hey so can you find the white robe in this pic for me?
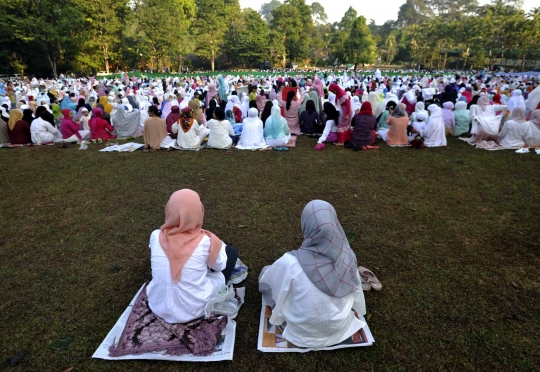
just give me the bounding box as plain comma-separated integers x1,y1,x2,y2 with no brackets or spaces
524,123,540,147
259,254,366,348
498,120,530,148
236,116,267,150
423,112,447,147
146,231,228,324
30,118,62,144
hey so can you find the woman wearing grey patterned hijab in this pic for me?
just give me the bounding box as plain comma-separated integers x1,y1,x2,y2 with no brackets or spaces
259,200,366,348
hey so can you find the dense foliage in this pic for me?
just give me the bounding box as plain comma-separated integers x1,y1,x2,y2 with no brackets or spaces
0,0,538,77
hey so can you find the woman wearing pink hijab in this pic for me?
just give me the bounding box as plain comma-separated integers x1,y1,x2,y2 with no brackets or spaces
313,76,324,98
206,84,219,107
328,83,353,145
147,189,239,324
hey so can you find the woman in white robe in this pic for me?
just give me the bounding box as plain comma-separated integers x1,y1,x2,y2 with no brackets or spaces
236,108,268,150
147,189,238,324
30,114,62,144
259,200,366,348
172,106,209,149
465,96,507,145
423,105,447,147
524,110,540,147
497,107,530,148
506,89,526,114
409,101,428,124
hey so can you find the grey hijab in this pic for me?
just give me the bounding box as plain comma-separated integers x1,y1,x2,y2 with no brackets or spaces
112,105,141,139
289,200,361,298
392,104,407,118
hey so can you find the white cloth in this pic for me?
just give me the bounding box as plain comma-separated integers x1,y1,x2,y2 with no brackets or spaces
207,119,234,149
472,105,506,136
318,119,337,144
525,123,540,146
30,118,62,144
172,119,209,149
64,130,90,142
259,254,366,348
506,90,526,114
498,120,529,148
236,109,267,150
265,134,291,147
423,106,447,147
146,230,228,324
112,106,141,139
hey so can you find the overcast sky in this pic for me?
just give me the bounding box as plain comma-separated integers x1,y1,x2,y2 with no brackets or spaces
240,0,537,25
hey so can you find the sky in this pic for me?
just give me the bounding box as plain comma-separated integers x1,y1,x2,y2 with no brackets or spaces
240,0,537,25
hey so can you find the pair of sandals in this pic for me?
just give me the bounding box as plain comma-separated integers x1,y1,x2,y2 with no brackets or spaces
515,148,540,154
273,147,289,151
358,266,382,292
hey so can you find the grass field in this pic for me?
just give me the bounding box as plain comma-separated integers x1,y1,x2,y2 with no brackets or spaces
0,137,539,371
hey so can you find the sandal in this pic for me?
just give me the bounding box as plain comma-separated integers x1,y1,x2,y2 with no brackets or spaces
358,266,382,291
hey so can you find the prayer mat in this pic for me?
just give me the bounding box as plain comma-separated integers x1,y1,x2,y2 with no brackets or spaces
284,137,297,148
257,297,374,353
93,283,241,362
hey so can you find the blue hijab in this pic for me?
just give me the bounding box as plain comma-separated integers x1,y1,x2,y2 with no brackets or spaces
264,105,289,139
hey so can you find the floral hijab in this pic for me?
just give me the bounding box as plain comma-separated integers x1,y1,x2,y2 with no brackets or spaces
178,107,195,133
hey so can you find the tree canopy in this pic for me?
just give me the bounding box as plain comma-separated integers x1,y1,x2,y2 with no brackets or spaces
0,0,538,76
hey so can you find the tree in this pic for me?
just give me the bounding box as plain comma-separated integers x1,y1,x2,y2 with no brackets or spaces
2,0,82,78
342,16,376,70
134,0,196,72
259,0,281,23
270,0,312,64
73,0,128,74
396,0,432,27
237,9,271,67
310,2,327,23
192,0,228,71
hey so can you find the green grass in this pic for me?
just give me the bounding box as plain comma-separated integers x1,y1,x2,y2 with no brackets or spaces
0,137,539,371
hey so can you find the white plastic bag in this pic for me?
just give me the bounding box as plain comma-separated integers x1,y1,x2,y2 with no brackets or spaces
205,284,240,319
79,141,88,150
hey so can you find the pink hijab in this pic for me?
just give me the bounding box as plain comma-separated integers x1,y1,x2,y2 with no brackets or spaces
206,84,218,106
477,96,491,112
159,190,222,283
313,77,324,97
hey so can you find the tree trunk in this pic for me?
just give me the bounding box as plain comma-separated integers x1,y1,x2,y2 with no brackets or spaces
103,45,110,74
211,49,215,72
282,53,286,69
442,53,448,69
46,53,58,79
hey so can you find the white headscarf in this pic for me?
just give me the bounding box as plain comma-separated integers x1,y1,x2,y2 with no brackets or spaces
506,90,526,113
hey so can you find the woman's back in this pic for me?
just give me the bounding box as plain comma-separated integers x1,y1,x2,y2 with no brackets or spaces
387,116,409,145
259,253,365,348
350,114,376,146
147,231,226,324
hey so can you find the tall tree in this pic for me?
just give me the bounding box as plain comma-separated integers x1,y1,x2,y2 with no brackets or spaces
310,2,327,23
73,0,127,73
134,0,196,72
192,0,228,71
259,0,281,23
270,0,312,64
2,0,82,78
342,16,376,70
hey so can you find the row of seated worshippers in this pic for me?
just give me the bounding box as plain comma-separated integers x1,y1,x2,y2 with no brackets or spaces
145,189,368,351
0,95,144,145
143,92,303,151
367,93,540,150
